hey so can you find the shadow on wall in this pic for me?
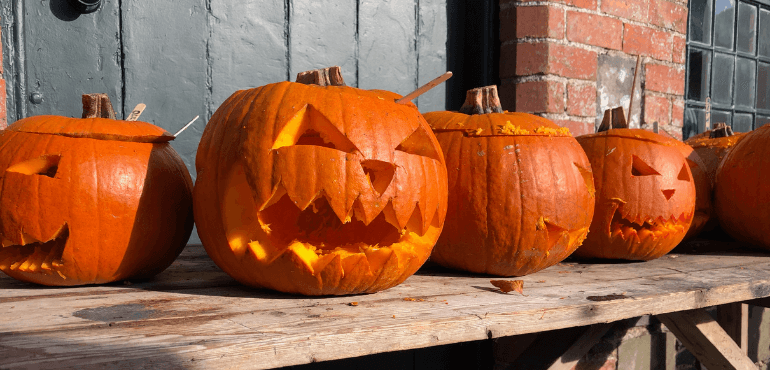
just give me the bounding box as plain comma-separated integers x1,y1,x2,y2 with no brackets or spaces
49,0,82,22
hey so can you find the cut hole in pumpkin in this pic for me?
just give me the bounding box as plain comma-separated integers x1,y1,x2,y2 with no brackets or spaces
7,155,61,178
361,160,396,195
677,163,691,182
0,224,68,274
537,217,567,251
396,126,442,161
609,206,690,242
574,163,595,197
630,155,661,177
272,105,358,153
661,189,676,200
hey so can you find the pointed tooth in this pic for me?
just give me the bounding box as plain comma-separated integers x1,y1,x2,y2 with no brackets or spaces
20,232,40,246
259,183,288,211
381,201,404,230
1,237,15,248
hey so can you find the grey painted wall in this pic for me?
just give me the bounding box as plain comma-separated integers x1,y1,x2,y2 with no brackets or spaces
1,0,448,243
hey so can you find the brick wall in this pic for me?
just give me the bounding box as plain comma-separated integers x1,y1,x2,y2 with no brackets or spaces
0,16,6,129
499,0,688,138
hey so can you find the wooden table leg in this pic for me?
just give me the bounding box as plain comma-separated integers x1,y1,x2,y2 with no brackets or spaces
656,309,756,370
717,303,749,355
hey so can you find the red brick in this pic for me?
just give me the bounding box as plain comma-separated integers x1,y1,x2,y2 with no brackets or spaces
567,82,597,117
650,0,688,34
672,34,686,64
659,124,683,140
512,42,549,77
554,119,593,136
567,11,623,50
0,79,6,129
644,94,671,126
672,98,684,127
501,6,565,40
566,0,597,11
646,64,685,95
602,0,649,23
515,80,565,113
550,44,598,80
623,23,673,61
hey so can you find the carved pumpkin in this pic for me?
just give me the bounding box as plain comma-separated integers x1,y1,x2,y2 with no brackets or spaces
194,67,448,295
0,94,194,286
426,86,595,276
575,129,695,260
714,124,770,248
672,142,711,240
686,124,747,187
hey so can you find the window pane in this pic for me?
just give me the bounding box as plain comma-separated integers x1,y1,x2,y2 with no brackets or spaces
733,112,753,132
735,57,756,108
737,3,757,54
758,62,770,110
714,0,735,49
684,107,706,139
690,0,713,44
760,10,770,57
688,49,712,102
712,53,735,105
757,115,770,128
712,110,733,127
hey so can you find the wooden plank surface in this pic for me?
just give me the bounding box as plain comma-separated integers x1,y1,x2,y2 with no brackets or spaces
2,242,770,369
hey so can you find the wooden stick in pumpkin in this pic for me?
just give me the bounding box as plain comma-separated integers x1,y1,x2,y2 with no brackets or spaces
296,66,346,86
82,93,116,120
710,122,734,138
396,71,453,104
125,104,146,121
174,115,200,137
458,85,504,114
627,55,641,124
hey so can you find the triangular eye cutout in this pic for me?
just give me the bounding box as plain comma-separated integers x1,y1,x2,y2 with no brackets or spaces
631,155,661,177
574,163,595,197
6,155,61,178
272,104,358,153
677,163,691,182
396,126,442,161
361,160,396,195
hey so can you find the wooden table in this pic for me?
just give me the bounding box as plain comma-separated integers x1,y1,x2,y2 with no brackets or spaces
2,240,769,369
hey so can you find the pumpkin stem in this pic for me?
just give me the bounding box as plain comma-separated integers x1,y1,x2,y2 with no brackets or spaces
709,122,734,138
296,66,346,86
597,107,628,132
82,94,117,120
459,85,504,115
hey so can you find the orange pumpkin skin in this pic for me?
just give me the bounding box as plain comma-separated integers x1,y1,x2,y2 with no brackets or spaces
426,111,595,276
575,129,695,260
714,125,770,248
194,81,448,295
672,143,711,240
686,132,747,187
0,116,194,286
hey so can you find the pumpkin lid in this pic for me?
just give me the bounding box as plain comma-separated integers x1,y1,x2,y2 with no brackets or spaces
579,127,680,145
428,111,572,137
6,94,174,143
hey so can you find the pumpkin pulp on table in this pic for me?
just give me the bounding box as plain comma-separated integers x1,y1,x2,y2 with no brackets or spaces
426,86,595,276
194,67,448,295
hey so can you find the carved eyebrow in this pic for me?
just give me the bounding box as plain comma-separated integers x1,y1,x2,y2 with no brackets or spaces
6,155,61,178
272,104,358,153
396,126,442,160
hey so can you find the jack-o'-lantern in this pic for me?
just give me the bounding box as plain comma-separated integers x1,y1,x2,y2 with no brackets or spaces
672,142,711,240
714,124,770,248
0,94,194,286
194,67,448,295
575,128,695,260
425,86,594,276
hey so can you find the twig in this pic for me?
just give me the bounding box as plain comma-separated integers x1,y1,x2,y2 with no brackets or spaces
174,116,200,137
627,55,641,125
396,71,453,104
126,103,146,121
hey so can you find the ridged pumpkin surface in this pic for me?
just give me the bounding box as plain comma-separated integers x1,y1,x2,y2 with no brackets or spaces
575,129,695,260
672,143,711,240
194,81,448,295
427,111,595,276
0,115,194,286
714,125,770,248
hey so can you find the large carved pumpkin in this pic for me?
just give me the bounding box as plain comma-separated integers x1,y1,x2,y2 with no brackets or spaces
714,124,770,248
425,86,595,276
0,94,194,286
194,67,448,295
575,129,695,260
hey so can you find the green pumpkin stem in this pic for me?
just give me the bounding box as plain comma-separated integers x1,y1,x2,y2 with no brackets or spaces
459,85,503,115
82,94,117,120
296,66,346,86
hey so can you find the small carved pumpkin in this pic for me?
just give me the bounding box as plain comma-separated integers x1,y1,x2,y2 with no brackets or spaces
714,124,770,248
194,67,448,295
575,128,695,260
426,86,595,276
0,94,194,285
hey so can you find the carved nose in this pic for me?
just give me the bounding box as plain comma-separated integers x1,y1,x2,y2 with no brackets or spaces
662,189,675,200
361,160,396,195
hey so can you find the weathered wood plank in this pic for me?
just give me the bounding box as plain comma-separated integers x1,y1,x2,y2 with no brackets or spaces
288,0,358,86
657,308,757,370
547,323,613,370
718,302,749,354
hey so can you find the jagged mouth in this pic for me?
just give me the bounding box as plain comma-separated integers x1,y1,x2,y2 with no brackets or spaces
609,207,691,242
0,225,68,277
259,193,432,254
